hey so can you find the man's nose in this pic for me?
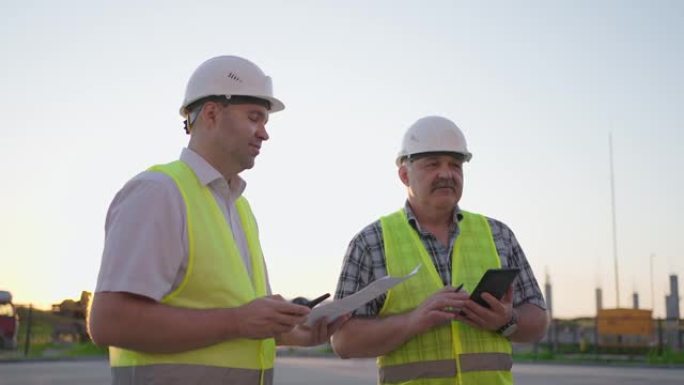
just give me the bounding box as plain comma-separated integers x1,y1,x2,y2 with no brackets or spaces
257,124,269,141
436,164,452,178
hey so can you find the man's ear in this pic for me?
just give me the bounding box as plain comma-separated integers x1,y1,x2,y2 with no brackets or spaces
199,101,221,128
398,164,410,187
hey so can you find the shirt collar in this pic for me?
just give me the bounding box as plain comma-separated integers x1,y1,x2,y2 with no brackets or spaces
404,200,463,231
180,147,246,196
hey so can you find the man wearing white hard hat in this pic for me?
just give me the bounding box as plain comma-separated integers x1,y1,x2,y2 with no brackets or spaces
89,56,347,385
332,116,548,385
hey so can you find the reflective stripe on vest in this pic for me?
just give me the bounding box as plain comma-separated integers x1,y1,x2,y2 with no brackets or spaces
379,209,513,385
112,365,274,385
379,353,513,384
109,160,275,385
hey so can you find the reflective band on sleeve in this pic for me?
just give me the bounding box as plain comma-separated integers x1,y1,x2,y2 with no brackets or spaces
379,353,512,384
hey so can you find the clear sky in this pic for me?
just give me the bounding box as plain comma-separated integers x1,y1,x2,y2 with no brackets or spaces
1,1,682,319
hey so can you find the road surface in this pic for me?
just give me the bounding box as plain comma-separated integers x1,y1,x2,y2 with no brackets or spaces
1,357,683,384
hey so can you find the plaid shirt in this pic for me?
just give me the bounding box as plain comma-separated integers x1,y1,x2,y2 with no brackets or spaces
334,202,547,316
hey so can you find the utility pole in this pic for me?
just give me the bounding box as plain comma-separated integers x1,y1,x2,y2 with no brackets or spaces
23,304,33,357
650,253,655,314
609,133,620,307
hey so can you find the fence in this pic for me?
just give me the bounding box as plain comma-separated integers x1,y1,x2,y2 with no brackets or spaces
522,317,684,356
10,305,90,357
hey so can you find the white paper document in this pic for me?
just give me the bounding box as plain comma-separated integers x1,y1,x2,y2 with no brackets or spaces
305,264,421,326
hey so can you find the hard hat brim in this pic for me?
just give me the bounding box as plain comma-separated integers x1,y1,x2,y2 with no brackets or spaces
179,94,285,117
396,151,473,166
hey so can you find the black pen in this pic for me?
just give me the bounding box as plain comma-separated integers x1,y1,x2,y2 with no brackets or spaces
453,283,467,316
443,284,465,314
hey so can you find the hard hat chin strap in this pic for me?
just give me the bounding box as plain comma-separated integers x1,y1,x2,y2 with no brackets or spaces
183,119,190,135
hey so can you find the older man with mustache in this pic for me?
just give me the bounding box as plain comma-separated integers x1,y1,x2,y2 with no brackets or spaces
331,116,548,385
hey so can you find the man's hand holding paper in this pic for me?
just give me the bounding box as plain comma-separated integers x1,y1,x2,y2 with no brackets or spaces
304,264,422,327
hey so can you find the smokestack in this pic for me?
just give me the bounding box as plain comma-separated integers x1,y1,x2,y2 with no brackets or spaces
666,274,680,320
632,292,639,309
545,270,553,319
596,287,603,314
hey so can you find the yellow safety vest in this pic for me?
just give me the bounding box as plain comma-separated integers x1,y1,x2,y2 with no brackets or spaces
109,160,275,385
378,209,513,385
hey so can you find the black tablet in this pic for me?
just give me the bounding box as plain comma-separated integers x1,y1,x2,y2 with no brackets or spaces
469,268,520,308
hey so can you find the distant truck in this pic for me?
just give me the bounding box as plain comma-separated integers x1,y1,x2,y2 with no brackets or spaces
0,290,19,349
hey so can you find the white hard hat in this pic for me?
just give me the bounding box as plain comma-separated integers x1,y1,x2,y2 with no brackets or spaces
179,55,285,117
396,116,472,166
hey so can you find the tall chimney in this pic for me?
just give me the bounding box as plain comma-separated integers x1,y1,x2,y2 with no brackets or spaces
666,274,680,320
544,271,553,319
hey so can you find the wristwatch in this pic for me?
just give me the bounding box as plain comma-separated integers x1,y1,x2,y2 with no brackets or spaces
496,311,518,338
